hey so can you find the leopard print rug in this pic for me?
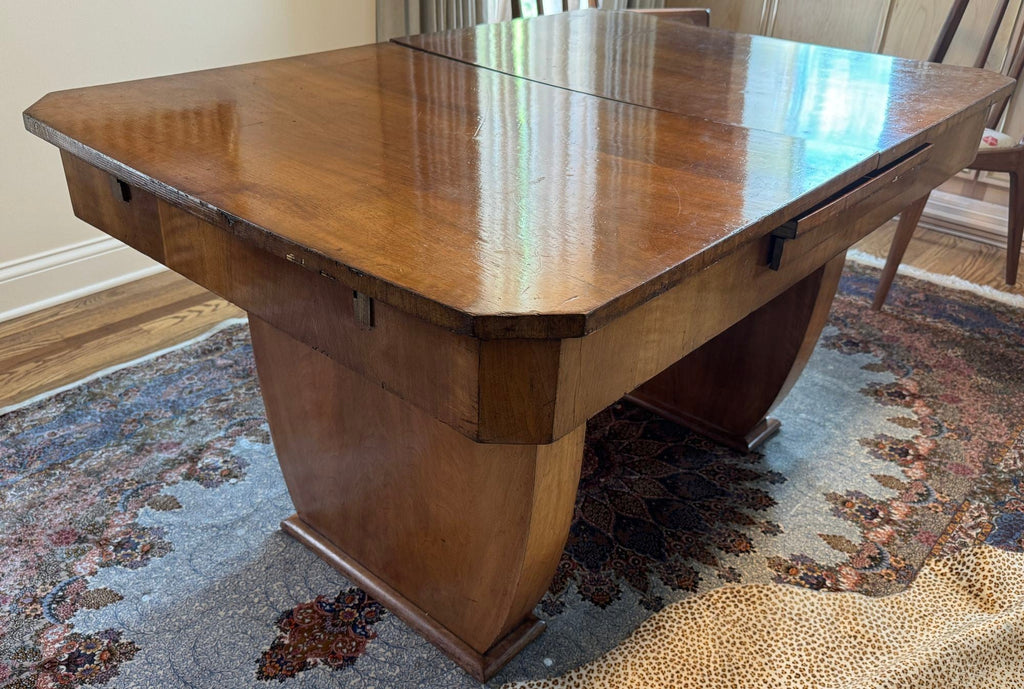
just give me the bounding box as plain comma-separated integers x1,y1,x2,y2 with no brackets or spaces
505,546,1024,688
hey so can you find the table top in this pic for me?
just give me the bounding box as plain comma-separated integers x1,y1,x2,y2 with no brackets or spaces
25,10,1013,339
398,11,1009,159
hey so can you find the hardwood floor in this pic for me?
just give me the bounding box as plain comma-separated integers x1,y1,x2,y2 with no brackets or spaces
855,221,1024,299
0,224,1019,411
0,271,243,409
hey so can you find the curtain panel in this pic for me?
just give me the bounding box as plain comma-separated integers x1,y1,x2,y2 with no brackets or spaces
377,0,492,39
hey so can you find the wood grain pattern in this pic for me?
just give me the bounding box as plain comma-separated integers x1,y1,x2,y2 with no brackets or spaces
280,515,546,682
23,42,869,340
54,93,980,446
0,297,237,404
60,152,484,438
21,16,1013,679
478,339,563,443
3,227,1017,416
61,151,165,263
398,10,1013,160
0,272,242,410
0,271,197,360
628,254,845,451
250,316,583,678
27,13,1012,339
548,106,986,440
855,219,1024,296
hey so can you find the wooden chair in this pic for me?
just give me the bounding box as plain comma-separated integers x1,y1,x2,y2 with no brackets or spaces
512,0,710,27
629,7,711,26
511,0,578,13
873,0,1024,309
510,0,590,16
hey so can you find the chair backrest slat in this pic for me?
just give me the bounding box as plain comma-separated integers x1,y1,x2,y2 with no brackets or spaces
512,1,705,19
975,0,1011,68
989,7,1024,127
511,0,575,18
1006,24,1024,82
930,0,970,63
929,0,1024,131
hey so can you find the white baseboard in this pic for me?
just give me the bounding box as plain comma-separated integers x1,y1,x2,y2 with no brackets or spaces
847,249,1024,309
0,237,165,323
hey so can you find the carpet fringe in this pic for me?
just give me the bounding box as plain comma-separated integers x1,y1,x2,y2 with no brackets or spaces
846,249,1024,309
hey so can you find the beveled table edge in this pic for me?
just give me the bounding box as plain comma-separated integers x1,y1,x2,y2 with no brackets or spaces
22,110,877,341
23,34,1015,340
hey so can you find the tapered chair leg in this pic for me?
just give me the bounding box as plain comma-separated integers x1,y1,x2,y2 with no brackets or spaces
1008,170,1023,285
872,193,931,311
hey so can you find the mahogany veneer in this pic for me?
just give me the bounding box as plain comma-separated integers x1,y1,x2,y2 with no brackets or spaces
24,9,1013,680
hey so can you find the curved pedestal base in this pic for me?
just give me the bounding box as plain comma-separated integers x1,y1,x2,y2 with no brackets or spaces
249,253,847,679
250,316,584,681
629,254,846,452
281,515,546,681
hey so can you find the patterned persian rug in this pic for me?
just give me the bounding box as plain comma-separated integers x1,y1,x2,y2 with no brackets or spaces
1,263,1023,688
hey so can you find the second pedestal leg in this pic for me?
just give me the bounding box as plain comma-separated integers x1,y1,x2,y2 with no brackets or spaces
628,253,846,452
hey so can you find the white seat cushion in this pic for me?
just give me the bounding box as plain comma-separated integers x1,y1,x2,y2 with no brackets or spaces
979,128,1017,150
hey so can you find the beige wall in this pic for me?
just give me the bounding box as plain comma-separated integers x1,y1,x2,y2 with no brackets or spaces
0,0,375,321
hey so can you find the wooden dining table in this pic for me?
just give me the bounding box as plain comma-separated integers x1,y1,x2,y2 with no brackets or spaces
24,9,1013,681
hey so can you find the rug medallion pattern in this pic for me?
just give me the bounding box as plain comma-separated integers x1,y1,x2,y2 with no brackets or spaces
1,264,1022,687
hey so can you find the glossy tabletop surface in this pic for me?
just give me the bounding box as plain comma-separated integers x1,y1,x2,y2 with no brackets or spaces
399,11,1014,161
25,11,1013,337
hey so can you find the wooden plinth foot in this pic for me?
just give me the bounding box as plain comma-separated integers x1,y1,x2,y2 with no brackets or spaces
281,515,545,682
625,393,781,452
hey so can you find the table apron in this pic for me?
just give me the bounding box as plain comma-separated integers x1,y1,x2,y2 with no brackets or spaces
57,106,982,446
